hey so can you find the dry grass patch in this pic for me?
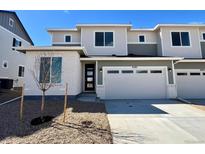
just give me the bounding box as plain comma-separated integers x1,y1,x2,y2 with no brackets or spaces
0,100,112,144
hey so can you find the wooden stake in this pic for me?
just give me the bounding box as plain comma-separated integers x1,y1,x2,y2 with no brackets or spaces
20,84,24,121
63,83,68,123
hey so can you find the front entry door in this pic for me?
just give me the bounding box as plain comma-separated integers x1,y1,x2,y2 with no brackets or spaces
85,64,95,91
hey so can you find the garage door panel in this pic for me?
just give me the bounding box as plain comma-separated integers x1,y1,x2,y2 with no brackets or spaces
176,70,205,99
104,67,167,99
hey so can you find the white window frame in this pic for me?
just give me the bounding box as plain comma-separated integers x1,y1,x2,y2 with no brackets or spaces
93,31,115,48
2,60,8,69
138,34,146,43
64,34,72,43
9,18,14,27
170,31,192,48
18,65,25,78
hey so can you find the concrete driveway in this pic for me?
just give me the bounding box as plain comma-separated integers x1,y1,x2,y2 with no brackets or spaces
105,100,205,144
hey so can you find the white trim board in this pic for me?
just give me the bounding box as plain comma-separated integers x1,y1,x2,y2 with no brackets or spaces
52,42,81,45
80,57,183,61
127,42,157,44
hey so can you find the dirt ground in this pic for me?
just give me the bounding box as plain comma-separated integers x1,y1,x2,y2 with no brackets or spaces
0,100,112,144
0,89,21,104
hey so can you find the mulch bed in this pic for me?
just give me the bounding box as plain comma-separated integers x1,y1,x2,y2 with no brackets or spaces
0,100,113,144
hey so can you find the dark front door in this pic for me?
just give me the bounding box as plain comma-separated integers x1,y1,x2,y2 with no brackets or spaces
85,64,95,91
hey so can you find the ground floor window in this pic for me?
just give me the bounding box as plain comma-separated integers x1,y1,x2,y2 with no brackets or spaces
39,57,62,83
18,66,25,77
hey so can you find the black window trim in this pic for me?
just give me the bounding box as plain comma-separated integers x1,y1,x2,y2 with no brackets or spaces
18,65,25,77
121,70,134,74
136,70,148,74
64,35,72,43
12,38,22,47
94,31,114,47
171,31,191,47
138,34,145,43
202,33,205,40
107,70,119,74
177,72,188,76
190,72,201,76
150,70,162,74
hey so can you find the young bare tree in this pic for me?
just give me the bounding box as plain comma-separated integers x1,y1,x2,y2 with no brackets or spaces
30,53,62,120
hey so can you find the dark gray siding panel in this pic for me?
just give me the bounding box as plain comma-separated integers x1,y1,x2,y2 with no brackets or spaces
0,12,32,44
157,31,163,56
128,44,157,56
200,42,205,58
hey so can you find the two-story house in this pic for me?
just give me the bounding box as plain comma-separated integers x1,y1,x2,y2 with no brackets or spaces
18,24,205,100
0,10,33,89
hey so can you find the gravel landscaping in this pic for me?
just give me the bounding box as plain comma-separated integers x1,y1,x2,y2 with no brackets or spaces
0,100,112,144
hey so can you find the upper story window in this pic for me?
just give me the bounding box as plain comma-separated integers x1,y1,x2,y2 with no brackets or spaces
2,60,8,69
95,32,114,47
171,32,190,46
39,57,62,83
13,38,22,47
202,33,205,40
139,35,145,42
9,18,14,27
65,35,71,42
18,66,25,77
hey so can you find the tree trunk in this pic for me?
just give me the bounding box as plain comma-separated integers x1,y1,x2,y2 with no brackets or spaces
41,90,45,119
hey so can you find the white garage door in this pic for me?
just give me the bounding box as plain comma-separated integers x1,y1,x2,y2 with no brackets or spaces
176,69,205,99
104,67,168,99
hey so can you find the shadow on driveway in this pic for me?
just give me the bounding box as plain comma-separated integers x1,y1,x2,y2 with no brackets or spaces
104,99,182,114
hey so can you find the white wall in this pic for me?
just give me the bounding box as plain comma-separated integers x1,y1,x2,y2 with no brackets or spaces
51,31,81,44
160,27,202,58
24,51,82,96
127,31,157,43
81,26,127,56
0,26,31,87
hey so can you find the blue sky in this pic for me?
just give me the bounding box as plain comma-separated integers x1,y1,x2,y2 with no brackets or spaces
15,10,205,45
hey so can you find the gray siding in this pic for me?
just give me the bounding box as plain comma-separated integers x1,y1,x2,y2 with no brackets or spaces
0,11,32,44
127,44,157,56
157,31,163,56
200,42,205,58
175,62,205,70
97,60,174,85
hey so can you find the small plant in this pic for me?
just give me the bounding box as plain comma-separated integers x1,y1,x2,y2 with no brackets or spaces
30,53,62,124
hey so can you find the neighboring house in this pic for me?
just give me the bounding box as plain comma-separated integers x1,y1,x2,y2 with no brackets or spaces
0,10,33,89
18,23,205,100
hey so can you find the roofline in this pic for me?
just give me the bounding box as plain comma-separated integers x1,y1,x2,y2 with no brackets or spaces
80,56,184,61
154,24,205,30
16,46,87,56
0,10,34,45
47,28,78,32
176,59,205,63
47,23,205,33
129,29,155,32
76,24,132,30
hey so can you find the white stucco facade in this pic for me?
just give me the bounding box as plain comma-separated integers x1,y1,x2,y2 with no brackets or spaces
24,51,82,96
